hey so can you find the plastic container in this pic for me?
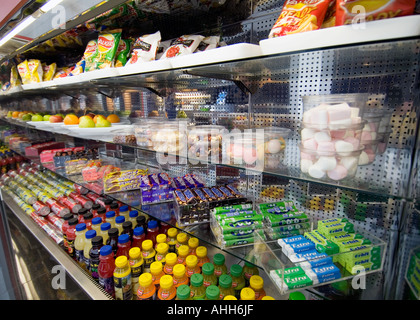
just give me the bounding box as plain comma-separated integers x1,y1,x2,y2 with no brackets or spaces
106,228,119,258
137,272,157,300
128,210,139,226
187,125,226,162
263,126,290,155
358,139,380,165
121,221,133,242
213,253,228,279
186,255,201,277
300,145,363,181
243,261,260,287
141,239,156,273
377,130,392,154
133,118,166,148
361,111,384,141
176,284,192,300
157,275,176,300
99,222,111,244
146,220,160,245
163,252,177,275
129,247,144,299
116,234,131,259
218,274,235,300
98,245,115,298
249,275,266,300
230,264,246,299
112,127,137,145
119,205,130,221
202,262,217,287
190,273,206,300
150,261,165,288
177,245,190,265
83,229,97,272
114,256,133,300
89,236,104,282
173,263,189,288
167,228,178,253
176,232,189,253
205,285,220,300
91,217,102,235
188,237,199,256
223,134,265,168
132,227,146,249
155,242,169,265
115,215,125,235
105,211,116,228
155,233,167,249
196,246,210,267
240,287,256,300
153,122,188,154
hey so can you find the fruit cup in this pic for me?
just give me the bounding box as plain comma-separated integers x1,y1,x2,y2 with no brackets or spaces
300,145,364,182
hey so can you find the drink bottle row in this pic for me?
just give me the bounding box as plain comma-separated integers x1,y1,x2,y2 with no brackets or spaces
62,201,274,300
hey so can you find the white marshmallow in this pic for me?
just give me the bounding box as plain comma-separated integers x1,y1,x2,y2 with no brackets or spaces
327,105,352,122
303,138,318,150
315,156,337,171
340,156,358,177
327,165,348,181
329,118,353,128
314,131,331,143
310,109,328,125
358,151,369,165
300,159,313,173
335,140,354,154
301,128,315,141
350,107,360,117
308,164,326,179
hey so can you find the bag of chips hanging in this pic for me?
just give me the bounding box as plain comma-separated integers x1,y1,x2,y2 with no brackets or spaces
335,0,416,25
83,40,98,72
160,34,204,59
127,31,161,64
268,0,331,38
93,29,122,70
115,39,133,67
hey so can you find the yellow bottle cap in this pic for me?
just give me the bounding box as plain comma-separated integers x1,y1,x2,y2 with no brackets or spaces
196,246,207,258
115,256,128,269
156,233,167,244
150,261,163,275
156,242,169,253
250,275,264,290
142,239,153,251
138,273,153,287
188,237,199,248
129,247,141,259
159,275,174,290
166,252,177,265
261,296,275,300
178,245,189,257
240,288,255,300
173,264,186,278
223,295,237,300
177,232,188,243
186,254,198,267
167,228,178,238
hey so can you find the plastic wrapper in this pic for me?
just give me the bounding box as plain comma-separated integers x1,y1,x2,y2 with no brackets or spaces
335,0,416,25
195,36,220,52
42,63,57,81
268,0,331,38
115,39,133,67
127,31,161,64
160,35,204,59
93,29,122,69
10,66,21,87
83,40,98,72
69,60,85,76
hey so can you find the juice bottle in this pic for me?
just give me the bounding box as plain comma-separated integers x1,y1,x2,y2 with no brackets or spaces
177,245,189,265
155,243,169,265
230,264,245,299
176,284,191,300
91,217,102,235
103,199,113,212
116,234,131,259
175,232,189,253
167,228,178,253
213,253,228,281
105,211,116,228
173,263,189,288
114,256,132,300
150,261,164,288
190,273,206,300
240,287,255,300
83,211,93,230
224,295,237,300
205,285,220,300
202,262,217,288
115,216,125,235
163,252,177,275
196,246,210,267
66,217,78,258
61,213,73,251
129,247,144,299
249,275,266,300
188,237,199,256
135,215,147,231
98,245,115,298
146,220,160,245
91,203,101,217
110,202,120,216
96,207,106,222
119,205,129,221
159,212,173,235
89,236,104,282
74,223,88,269
99,222,111,244
137,273,156,300
155,233,167,249
128,210,139,226
121,221,133,242
141,239,156,273
218,274,235,300
157,275,176,300
262,295,276,300
132,227,145,249
77,208,88,223
83,230,97,274
185,255,200,278
243,261,259,287
106,228,119,258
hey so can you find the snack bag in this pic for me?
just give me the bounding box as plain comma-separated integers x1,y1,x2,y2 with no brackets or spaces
115,39,133,67
69,60,85,76
155,39,171,59
17,60,30,85
194,35,220,52
42,63,57,81
127,31,161,64
322,0,337,28
83,39,98,72
268,0,332,38
93,29,122,69
335,0,416,25
160,34,204,59
27,59,43,83
10,66,21,87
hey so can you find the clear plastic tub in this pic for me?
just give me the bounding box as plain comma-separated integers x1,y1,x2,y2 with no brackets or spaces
152,122,188,154
299,145,363,181
301,93,369,130
187,125,226,162
263,126,290,155
377,130,392,154
223,132,265,169
111,126,137,145
133,118,166,148
358,139,380,165
361,112,384,141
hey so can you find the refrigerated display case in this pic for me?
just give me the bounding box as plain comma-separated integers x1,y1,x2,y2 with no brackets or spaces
0,0,419,300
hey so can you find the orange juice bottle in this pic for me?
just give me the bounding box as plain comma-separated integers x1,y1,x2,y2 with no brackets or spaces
163,252,177,275
141,239,156,273
175,232,189,253
249,275,266,300
196,246,210,267
173,263,189,287
177,245,189,265
137,273,156,300
157,275,176,300
240,287,255,300
188,237,199,256
155,233,167,249
150,261,164,289
155,242,169,265
167,228,178,253
185,255,200,278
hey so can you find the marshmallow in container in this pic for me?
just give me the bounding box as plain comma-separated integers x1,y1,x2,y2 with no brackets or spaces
303,103,361,129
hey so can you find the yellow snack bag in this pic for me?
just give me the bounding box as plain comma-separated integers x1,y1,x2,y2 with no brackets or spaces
10,66,21,87
17,60,30,85
27,59,43,83
42,63,57,81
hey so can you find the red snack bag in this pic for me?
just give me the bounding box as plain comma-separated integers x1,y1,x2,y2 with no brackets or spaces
335,0,416,26
268,0,332,38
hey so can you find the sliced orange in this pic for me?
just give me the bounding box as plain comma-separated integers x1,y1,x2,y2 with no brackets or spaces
107,114,120,123
64,114,79,125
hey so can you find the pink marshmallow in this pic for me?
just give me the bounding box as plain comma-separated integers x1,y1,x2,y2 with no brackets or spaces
327,105,352,122
361,131,373,141
344,137,360,150
303,138,318,150
317,141,336,152
365,149,376,162
327,165,348,181
369,122,378,132
310,109,328,125
300,152,315,161
331,130,347,140
351,117,361,124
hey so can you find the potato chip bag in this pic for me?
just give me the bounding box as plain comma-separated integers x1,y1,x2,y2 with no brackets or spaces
42,63,57,81
27,59,43,83
335,0,416,25
69,60,86,76
10,66,21,87
17,60,31,85
83,39,98,72
115,39,133,67
93,29,122,69
127,31,161,64
268,0,331,38
160,34,204,59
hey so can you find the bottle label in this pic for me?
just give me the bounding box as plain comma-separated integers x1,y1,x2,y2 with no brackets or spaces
114,274,132,300
84,256,91,271
137,287,156,300
75,249,84,263
130,263,144,278
90,258,100,280
99,276,115,297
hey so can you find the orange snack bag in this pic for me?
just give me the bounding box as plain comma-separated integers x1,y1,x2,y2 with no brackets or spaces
269,0,332,38
335,0,416,25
